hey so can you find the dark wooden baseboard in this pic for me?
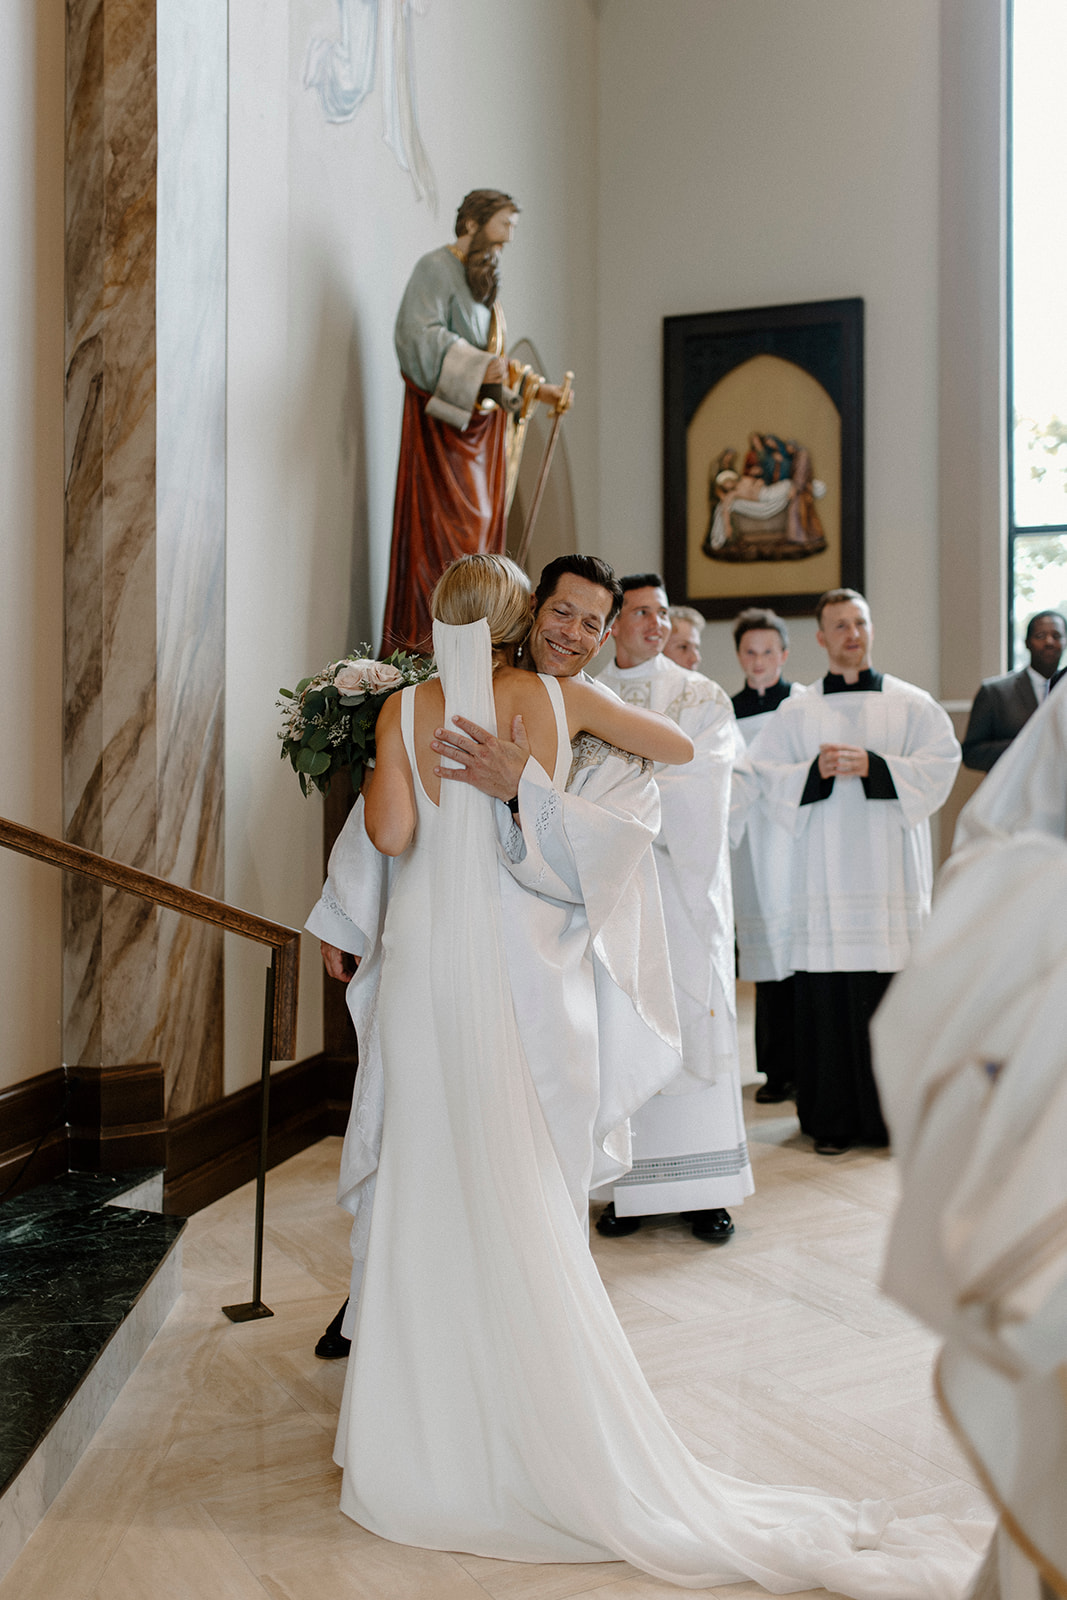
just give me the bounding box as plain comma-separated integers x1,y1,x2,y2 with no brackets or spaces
68,1062,167,1171
0,1069,70,1200
0,1054,357,1213
164,1053,357,1215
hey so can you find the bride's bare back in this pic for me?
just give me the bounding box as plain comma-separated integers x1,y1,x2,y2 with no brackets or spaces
412,668,560,807
367,663,692,856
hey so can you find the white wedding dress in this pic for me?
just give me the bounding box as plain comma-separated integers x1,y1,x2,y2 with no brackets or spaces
333,619,986,1596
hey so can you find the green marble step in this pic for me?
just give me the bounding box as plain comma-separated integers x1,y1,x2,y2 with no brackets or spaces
0,1169,184,1498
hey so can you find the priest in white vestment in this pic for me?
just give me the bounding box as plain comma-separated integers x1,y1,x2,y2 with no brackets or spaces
872,831,1067,1600
593,574,753,1242
744,589,960,1155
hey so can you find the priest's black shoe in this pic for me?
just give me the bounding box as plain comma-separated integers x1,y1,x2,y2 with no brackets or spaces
315,1298,351,1359
813,1139,850,1156
595,1202,641,1237
754,1081,795,1104
686,1208,734,1242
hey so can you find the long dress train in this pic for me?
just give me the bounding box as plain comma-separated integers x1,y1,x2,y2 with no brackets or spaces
333,618,987,1597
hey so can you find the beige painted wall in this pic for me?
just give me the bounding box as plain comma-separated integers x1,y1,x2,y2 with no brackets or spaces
595,0,943,702
0,2,65,1093
223,0,601,1091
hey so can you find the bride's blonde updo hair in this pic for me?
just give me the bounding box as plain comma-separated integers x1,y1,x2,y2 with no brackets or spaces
430,554,532,651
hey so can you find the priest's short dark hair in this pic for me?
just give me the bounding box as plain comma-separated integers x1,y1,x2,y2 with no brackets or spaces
619,572,665,595
733,607,789,650
815,588,867,626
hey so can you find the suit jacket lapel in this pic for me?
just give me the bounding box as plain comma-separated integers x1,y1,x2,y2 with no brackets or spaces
1015,668,1039,718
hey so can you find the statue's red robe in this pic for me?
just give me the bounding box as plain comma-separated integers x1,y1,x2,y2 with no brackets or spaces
379,380,507,657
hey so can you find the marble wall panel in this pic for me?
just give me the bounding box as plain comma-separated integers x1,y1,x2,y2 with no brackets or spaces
64,0,229,1116
155,0,228,1115
64,0,108,1070
99,0,160,1071
63,329,105,1067
64,0,159,1074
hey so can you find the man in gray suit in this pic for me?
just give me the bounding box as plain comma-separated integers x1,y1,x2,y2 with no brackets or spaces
962,610,1067,771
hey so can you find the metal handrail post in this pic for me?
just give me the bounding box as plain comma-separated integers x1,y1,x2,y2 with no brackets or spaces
222,958,277,1323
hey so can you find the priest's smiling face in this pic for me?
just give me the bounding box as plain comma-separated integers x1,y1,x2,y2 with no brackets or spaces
611,586,672,669
526,573,612,678
816,599,873,679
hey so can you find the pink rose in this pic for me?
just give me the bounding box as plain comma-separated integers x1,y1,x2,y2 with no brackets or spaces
334,659,405,696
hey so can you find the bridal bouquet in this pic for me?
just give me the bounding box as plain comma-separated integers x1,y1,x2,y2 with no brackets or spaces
278,649,436,797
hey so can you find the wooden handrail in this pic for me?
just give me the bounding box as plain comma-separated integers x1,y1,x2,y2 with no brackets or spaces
0,815,300,1060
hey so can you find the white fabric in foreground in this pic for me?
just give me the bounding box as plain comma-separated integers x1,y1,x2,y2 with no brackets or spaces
333,618,986,1595
954,683,1067,848
873,832,1067,1596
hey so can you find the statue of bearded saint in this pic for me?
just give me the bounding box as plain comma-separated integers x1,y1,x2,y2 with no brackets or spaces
379,189,572,656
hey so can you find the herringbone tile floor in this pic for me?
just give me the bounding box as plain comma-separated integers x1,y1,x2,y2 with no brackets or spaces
1,1091,991,1600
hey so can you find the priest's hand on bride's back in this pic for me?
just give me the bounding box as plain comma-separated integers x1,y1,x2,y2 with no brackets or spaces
433,681,694,804
432,713,531,800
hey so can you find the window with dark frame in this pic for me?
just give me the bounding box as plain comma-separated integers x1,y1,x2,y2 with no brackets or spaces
1008,0,1067,666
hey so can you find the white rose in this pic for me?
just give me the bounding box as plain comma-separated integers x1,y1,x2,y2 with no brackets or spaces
334,658,405,696
366,661,405,691
333,660,373,695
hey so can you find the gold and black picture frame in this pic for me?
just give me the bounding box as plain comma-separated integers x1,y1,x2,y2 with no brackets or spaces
663,297,863,620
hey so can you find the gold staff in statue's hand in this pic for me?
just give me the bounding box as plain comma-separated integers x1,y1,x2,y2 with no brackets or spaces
504,365,541,516
516,372,574,571
518,371,575,572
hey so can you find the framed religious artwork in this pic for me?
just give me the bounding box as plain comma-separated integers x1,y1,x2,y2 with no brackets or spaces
663,297,863,620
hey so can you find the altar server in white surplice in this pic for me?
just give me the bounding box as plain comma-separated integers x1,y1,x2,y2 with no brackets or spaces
593,573,753,1243
745,588,960,1157
728,607,805,1105
872,830,1067,1600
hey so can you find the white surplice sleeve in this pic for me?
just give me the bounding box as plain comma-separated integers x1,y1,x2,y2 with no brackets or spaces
305,878,367,957
872,832,1067,1589
499,744,661,911
879,682,961,831
305,793,389,958
728,740,759,849
498,741,682,1159
653,689,737,942
304,794,392,1228
744,694,821,836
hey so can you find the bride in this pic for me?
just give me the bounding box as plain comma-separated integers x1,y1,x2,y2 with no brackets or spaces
333,554,984,1597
